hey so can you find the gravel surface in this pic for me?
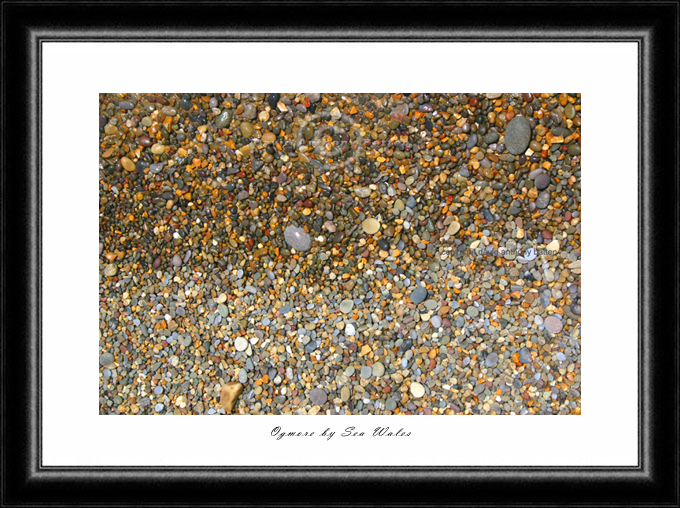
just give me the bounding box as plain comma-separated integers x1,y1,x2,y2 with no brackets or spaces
99,93,581,415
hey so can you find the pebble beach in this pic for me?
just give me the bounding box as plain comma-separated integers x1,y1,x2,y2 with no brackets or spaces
99,92,581,415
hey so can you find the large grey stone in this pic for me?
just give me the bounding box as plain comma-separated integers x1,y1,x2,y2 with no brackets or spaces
505,116,532,155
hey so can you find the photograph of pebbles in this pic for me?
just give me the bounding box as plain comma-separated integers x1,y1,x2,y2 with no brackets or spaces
99,93,581,415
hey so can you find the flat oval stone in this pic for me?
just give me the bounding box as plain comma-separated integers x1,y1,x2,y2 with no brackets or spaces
172,254,182,267
104,263,118,277
309,388,327,405
362,218,380,235
283,225,311,251
120,156,136,172
544,316,564,334
234,337,248,351
372,362,385,377
410,382,425,398
534,173,551,190
410,287,427,305
360,366,372,379
466,306,479,318
424,299,438,310
485,352,499,367
446,221,461,236
505,116,532,155
99,352,114,366
339,299,354,313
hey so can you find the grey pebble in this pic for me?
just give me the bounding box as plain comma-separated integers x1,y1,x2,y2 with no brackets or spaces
99,352,114,366
534,173,551,190
283,225,311,252
309,388,327,405
410,287,427,305
485,352,499,368
536,191,551,209
504,116,532,155
519,348,532,363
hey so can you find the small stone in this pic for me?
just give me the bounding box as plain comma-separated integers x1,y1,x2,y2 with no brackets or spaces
556,352,567,362
546,239,560,254
362,218,380,235
523,248,537,261
241,104,257,120
372,362,385,377
220,382,243,413
410,287,427,305
172,254,182,267
234,337,248,351
104,264,117,277
446,221,461,236
430,315,442,328
215,110,233,129
339,299,354,313
519,348,532,363
309,388,328,405
484,131,500,144
534,173,551,190
120,157,136,172
504,116,532,155
424,299,438,310
99,352,114,366
466,306,479,318
239,122,254,137
360,366,372,379
354,187,371,198
485,352,499,368
283,225,311,251
341,386,351,402
410,382,425,398
536,191,551,209
544,316,564,334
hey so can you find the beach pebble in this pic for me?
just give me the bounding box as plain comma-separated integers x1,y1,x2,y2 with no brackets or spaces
361,218,380,235
410,382,425,398
309,388,328,405
504,116,532,155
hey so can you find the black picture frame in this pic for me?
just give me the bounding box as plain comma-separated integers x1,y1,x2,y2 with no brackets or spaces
2,1,678,506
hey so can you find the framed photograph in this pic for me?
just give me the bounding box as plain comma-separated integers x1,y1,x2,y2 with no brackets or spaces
2,1,678,505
